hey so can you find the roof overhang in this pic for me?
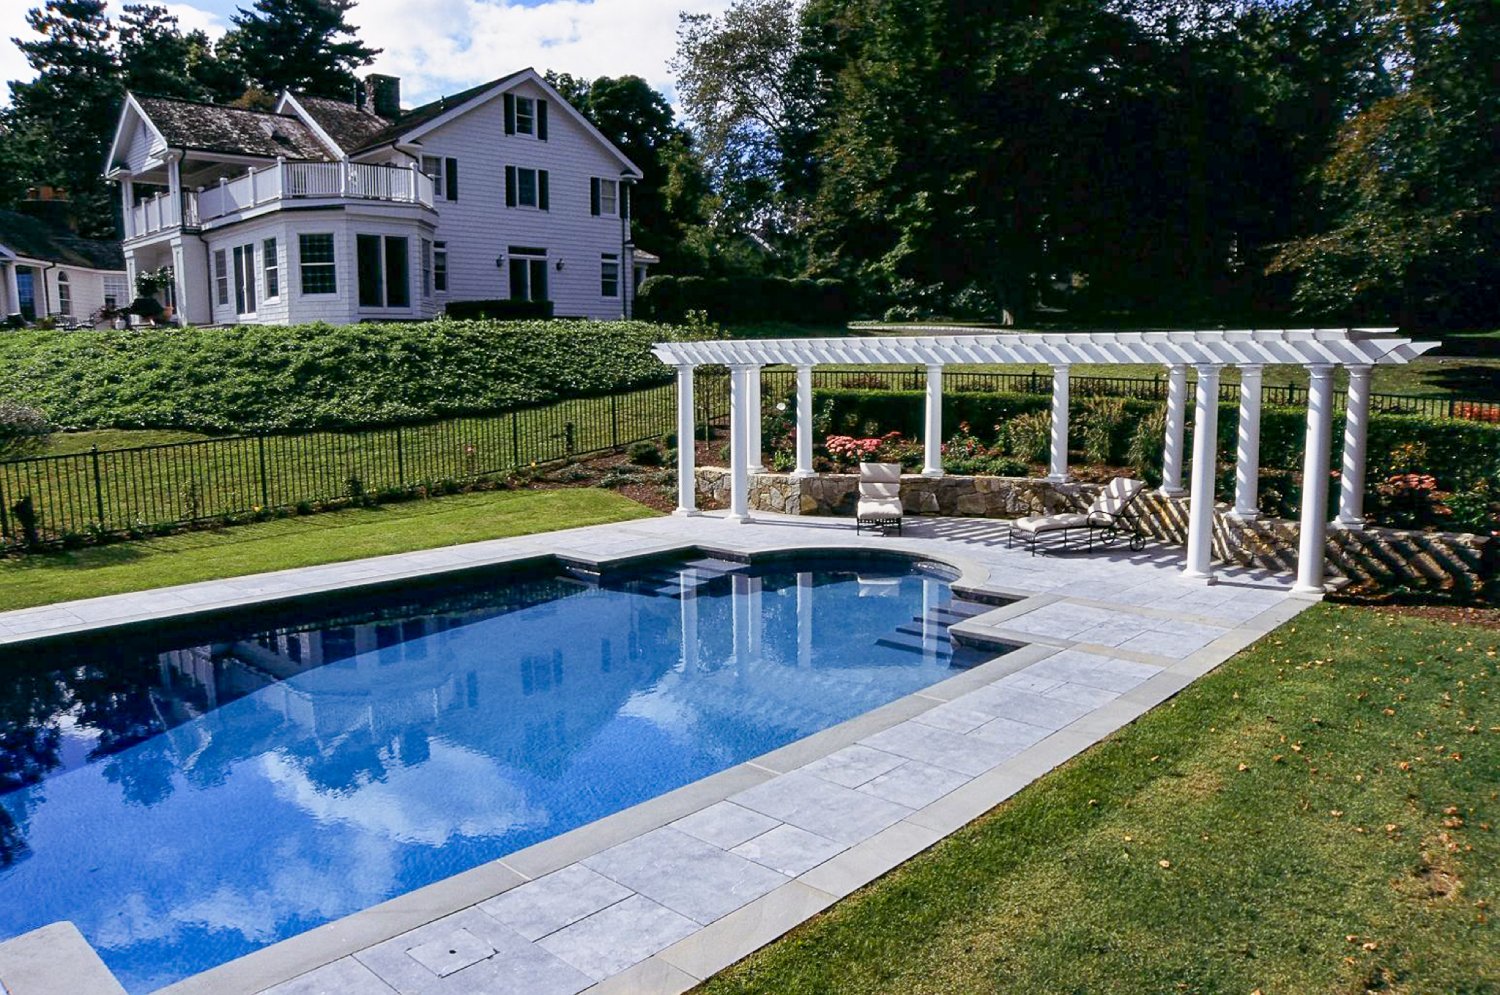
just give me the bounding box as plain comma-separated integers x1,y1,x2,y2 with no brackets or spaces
103,92,169,179
651,328,1440,368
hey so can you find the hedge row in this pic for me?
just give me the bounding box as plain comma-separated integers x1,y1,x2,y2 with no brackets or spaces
811,387,1500,493
0,320,684,432
636,275,854,324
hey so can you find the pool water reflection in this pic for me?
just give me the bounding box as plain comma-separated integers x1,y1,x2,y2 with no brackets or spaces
0,556,995,993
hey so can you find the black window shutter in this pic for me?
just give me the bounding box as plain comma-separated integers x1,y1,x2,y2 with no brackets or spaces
621,183,630,219
538,170,549,211
537,100,548,141
445,158,458,201
505,166,516,207
503,93,516,135
590,177,600,216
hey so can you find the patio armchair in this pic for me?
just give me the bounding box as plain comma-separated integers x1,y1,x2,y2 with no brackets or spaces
1008,476,1147,555
855,462,904,536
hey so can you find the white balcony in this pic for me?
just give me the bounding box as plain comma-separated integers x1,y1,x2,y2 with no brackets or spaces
125,161,435,241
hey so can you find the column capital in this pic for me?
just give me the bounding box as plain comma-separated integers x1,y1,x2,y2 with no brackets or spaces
1165,362,1188,373
1306,363,1335,379
1051,363,1070,374
726,362,760,372
674,361,697,372
1345,363,1373,379
925,362,944,374
1237,363,1264,376
1193,362,1222,379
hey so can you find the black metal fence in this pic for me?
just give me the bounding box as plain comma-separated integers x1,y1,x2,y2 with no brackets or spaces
0,380,731,550
2,364,1494,551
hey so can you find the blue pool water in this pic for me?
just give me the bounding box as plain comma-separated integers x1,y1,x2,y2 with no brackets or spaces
0,556,996,993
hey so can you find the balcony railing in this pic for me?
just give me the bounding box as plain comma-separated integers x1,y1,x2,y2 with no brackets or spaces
125,162,435,239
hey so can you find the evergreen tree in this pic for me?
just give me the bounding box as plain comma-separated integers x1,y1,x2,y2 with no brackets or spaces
220,0,379,100
118,4,244,102
3,0,120,236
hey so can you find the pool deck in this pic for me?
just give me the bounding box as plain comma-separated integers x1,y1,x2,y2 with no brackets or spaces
0,512,1314,995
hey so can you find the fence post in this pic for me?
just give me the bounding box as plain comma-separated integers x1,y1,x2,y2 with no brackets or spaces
256,434,270,508
611,394,620,450
0,476,9,543
511,410,520,468
395,424,405,486
90,445,107,530
565,422,576,456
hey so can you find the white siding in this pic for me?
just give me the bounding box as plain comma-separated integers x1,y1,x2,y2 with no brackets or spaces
411,79,633,319
123,118,162,174
43,266,110,323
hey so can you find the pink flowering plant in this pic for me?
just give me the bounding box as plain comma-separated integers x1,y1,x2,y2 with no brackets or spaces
823,431,903,470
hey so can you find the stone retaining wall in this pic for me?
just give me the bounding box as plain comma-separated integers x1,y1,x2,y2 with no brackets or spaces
695,467,1494,597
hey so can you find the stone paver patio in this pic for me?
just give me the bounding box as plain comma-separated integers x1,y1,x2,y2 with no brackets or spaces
0,512,1311,995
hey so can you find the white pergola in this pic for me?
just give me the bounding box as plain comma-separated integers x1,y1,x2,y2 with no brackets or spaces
652,328,1437,595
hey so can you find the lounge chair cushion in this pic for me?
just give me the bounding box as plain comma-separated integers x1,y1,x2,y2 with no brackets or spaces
1011,512,1089,534
857,498,904,519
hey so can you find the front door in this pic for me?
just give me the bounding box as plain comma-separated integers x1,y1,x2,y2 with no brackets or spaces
15,266,35,321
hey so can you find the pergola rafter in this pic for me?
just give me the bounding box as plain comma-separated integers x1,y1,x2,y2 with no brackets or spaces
653,328,1439,596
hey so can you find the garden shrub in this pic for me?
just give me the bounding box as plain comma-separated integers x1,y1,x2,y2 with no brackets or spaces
444,299,555,320
1006,411,1052,464
0,319,691,432
626,440,662,466
0,401,52,460
1126,405,1169,487
1077,396,1130,464
637,274,854,324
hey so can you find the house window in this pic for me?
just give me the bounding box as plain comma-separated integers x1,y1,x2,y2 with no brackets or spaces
232,243,257,315
505,166,549,210
299,233,336,294
15,267,35,320
421,238,433,298
515,96,535,135
599,179,617,216
56,272,71,316
420,155,444,199
434,241,448,292
357,234,410,308
601,254,619,298
263,238,279,298
508,247,548,302
215,250,229,305
103,275,127,310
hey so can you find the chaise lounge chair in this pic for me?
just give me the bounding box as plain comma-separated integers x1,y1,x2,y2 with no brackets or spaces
1008,476,1147,555
855,462,904,536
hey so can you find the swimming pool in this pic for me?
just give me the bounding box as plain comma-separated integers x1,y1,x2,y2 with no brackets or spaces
0,554,1000,993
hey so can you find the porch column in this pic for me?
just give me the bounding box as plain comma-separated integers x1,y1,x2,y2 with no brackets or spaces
1183,364,1222,582
674,364,699,516
120,177,135,240
2,262,18,316
1293,365,1336,596
923,363,944,478
1048,364,1070,482
1336,365,1372,530
745,367,764,472
727,364,754,523
1231,365,1263,520
1160,364,1188,496
793,364,815,478
166,155,182,225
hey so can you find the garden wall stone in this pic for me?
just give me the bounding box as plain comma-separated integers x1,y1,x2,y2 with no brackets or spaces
694,467,1492,598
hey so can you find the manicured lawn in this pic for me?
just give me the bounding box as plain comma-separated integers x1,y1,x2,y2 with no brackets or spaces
0,488,657,613
700,604,1498,994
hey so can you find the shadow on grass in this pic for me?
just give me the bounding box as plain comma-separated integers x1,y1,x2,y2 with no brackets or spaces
1419,360,1500,399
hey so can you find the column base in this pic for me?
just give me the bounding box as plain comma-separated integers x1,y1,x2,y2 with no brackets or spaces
1332,517,1366,532
1227,509,1260,523
746,464,766,475
790,468,815,479
1159,486,1187,498
1047,473,1072,484
673,507,701,517
921,468,945,479
724,512,752,524
1180,568,1217,585
1289,584,1326,600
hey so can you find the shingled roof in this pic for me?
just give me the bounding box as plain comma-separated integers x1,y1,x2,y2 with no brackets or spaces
137,97,333,161
0,210,124,270
294,94,392,154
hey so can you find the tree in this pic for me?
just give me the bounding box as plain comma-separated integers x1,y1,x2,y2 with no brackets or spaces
220,0,379,100
117,4,244,103
1271,0,1499,328
3,0,120,236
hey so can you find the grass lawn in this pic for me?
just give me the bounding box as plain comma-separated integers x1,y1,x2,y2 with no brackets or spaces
701,604,1499,994
0,487,657,613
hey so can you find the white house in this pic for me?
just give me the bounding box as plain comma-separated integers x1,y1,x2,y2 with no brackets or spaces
103,69,646,326
0,205,127,326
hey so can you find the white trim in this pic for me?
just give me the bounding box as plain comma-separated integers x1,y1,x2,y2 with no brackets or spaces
104,93,168,177
0,252,123,276
274,92,348,159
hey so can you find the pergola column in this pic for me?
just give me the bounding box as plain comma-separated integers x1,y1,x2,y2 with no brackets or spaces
2,262,18,316
793,364,814,478
1336,364,1373,530
674,364,699,516
727,364,757,523
745,367,763,472
1183,364,1222,581
923,363,944,478
1293,364,1337,596
1231,364,1263,520
1160,364,1189,496
1048,364,1070,482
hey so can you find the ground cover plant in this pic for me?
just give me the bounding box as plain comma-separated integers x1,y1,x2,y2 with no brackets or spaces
0,319,691,432
700,604,1499,994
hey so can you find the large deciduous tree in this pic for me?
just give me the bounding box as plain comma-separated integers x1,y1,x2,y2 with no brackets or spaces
219,0,379,101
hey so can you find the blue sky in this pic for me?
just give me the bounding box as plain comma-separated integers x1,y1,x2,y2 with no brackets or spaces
2,0,729,108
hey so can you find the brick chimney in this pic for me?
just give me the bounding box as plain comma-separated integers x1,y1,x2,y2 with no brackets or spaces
364,74,401,120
